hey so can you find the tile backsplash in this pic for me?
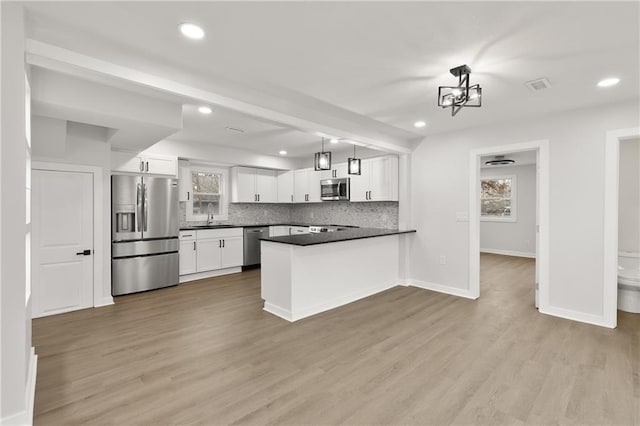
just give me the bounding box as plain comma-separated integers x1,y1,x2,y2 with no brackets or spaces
179,201,398,229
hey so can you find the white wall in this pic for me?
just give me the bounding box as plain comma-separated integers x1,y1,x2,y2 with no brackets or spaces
1,3,31,423
480,164,536,257
32,116,113,307
618,138,640,253
409,100,639,326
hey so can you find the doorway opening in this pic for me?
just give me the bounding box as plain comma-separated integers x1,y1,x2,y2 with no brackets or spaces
605,127,640,328
478,150,538,311
469,139,550,312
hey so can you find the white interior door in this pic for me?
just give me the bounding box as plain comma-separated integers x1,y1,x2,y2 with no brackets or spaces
535,151,540,308
32,170,93,318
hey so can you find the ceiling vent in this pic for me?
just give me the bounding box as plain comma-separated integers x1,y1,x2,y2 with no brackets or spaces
224,126,245,133
524,78,552,92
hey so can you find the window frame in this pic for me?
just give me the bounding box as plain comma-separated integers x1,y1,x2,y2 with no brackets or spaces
480,174,517,222
186,165,229,222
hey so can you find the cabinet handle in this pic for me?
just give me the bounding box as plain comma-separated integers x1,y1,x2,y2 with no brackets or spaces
193,241,196,250
140,161,144,172
145,161,149,172
187,191,190,201
219,240,222,248
369,190,372,200
257,194,260,202
222,239,225,248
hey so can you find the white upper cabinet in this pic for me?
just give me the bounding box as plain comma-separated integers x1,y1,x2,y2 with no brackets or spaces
255,169,278,202
111,151,178,177
349,155,398,202
324,163,347,179
294,168,322,203
277,170,295,203
231,166,278,203
178,160,192,202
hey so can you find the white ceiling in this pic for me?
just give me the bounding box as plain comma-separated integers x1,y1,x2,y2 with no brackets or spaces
22,1,640,156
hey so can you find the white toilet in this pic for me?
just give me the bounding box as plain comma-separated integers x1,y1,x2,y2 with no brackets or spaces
618,252,640,313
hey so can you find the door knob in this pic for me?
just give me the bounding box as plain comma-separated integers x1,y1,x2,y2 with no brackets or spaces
76,249,91,256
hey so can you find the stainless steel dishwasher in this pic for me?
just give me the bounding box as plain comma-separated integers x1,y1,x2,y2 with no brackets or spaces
243,226,267,267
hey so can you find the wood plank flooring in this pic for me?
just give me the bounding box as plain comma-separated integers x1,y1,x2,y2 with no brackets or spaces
33,254,640,425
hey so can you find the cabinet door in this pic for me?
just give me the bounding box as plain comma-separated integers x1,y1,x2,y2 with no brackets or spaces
349,160,370,202
277,171,294,203
196,239,222,272
111,151,143,173
179,240,197,275
369,156,398,201
231,167,256,202
178,162,192,202
333,163,348,179
307,170,322,202
289,226,309,235
145,155,177,177
294,169,309,202
255,169,278,202
220,236,244,268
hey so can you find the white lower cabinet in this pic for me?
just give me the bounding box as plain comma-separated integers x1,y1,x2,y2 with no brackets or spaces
269,226,290,237
179,238,197,275
196,238,223,272
179,228,243,280
220,236,244,268
289,226,310,235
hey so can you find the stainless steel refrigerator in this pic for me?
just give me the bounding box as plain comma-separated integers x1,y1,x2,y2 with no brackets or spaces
111,175,179,296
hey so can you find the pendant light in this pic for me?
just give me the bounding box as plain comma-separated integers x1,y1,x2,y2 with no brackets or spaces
314,137,332,171
348,144,361,175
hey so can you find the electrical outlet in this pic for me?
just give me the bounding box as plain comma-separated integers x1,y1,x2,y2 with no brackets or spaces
439,255,447,265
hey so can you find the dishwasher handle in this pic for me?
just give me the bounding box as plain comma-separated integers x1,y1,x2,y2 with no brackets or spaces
246,229,264,233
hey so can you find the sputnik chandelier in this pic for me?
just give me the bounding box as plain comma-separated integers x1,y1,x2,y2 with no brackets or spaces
437,64,482,117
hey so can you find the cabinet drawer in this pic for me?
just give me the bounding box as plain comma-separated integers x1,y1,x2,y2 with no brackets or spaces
196,227,243,239
179,231,196,240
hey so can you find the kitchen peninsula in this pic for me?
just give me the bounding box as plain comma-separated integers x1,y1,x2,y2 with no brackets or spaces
260,228,416,321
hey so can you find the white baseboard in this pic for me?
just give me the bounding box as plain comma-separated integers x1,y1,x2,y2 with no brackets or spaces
409,279,478,300
1,348,37,426
26,348,37,425
263,302,293,321
179,267,242,283
94,297,114,308
264,281,397,322
540,305,613,328
480,248,536,258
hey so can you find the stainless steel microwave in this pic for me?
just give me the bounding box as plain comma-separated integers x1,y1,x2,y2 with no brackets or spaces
321,178,350,201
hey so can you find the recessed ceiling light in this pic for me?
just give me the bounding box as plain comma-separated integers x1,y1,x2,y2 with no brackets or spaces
330,138,339,144
198,106,212,114
597,77,620,88
279,150,287,155
179,23,205,40
414,121,427,128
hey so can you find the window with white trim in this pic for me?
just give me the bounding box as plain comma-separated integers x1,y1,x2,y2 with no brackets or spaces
480,175,517,222
186,166,229,222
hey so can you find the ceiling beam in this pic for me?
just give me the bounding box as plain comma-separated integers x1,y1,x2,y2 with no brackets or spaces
26,39,413,154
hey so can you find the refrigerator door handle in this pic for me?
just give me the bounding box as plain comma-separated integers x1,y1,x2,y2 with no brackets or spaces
143,183,148,232
136,183,143,232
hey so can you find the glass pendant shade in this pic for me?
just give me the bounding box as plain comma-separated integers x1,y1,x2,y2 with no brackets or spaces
314,138,332,171
348,157,361,175
347,143,361,175
314,151,331,171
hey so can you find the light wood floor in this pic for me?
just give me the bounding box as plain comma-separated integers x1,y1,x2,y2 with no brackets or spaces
33,254,640,425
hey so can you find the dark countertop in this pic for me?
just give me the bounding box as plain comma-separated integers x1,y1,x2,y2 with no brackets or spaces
260,228,416,246
179,223,357,231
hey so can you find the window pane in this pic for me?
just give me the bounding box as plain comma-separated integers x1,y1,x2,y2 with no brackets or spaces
481,178,512,198
481,199,512,217
192,172,220,194
193,194,220,216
